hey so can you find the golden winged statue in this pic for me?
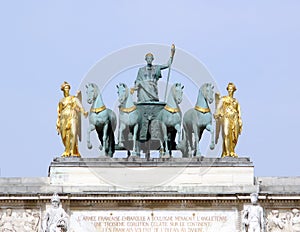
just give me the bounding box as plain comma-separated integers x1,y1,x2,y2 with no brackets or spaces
214,82,242,158
56,81,88,157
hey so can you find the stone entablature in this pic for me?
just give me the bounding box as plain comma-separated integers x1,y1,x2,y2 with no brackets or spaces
0,194,300,231
0,158,299,231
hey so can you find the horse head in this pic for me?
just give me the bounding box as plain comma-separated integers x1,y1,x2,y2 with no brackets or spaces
172,83,184,104
201,83,214,104
116,83,128,104
85,83,99,104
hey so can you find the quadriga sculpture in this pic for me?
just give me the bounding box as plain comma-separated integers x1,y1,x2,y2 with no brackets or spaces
85,83,116,157
180,83,215,157
117,83,141,156
157,83,184,157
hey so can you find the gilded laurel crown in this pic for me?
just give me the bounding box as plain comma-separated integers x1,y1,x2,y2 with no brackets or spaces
227,82,236,92
61,81,71,91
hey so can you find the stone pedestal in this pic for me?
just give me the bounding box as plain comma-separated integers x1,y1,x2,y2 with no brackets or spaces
49,157,254,191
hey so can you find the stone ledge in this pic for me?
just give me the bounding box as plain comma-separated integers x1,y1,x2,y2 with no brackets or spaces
1,180,299,195
258,176,300,185
0,183,256,195
50,157,253,168
0,177,49,185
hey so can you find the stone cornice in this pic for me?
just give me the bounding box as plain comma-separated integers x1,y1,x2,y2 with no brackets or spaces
50,157,254,168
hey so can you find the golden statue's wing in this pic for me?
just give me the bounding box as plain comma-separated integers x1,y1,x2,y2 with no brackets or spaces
215,92,221,144
76,91,82,142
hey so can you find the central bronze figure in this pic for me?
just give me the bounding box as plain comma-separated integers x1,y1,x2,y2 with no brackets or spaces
128,45,180,157
131,44,175,102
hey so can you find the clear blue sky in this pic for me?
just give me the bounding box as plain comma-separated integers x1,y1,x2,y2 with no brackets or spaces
0,1,299,177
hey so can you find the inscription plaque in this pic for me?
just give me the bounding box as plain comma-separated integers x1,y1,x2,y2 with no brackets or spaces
69,209,238,232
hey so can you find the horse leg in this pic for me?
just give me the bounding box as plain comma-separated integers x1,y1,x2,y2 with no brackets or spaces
136,140,140,157
175,124,181,146
87,124,95,149
159,128,164,157
194,125,202,157
161,123,169,157
102,123,108,154
206,123,215,150
132,123,139,156
194,125,204,157
118,122,126,148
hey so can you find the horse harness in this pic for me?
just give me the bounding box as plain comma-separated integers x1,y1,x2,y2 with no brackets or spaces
90,105,106,114
194,105,210,113
120,105,137,113
164,105,180,114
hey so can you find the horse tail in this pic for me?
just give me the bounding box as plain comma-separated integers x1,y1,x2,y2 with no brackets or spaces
182,120,192,157
187,127,193,154
95,125,104,145
177,127,187,157
107,109,116,157
106,122,115,157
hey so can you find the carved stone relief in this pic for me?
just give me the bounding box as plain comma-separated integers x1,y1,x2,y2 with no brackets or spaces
0,208,40,232
266,208,300,232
